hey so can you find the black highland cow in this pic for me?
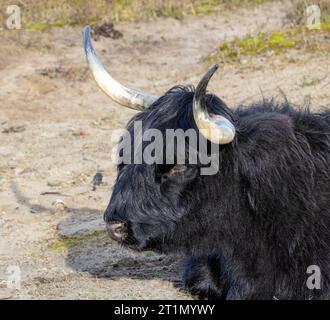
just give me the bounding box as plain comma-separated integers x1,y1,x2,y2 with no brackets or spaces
84,26,330,299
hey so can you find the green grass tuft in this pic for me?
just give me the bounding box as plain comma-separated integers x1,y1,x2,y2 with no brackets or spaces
207,26,330,65
208,31,297,64
49,229,109,253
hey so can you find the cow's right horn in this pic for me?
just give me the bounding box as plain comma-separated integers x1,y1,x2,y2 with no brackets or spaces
193,64,236,145
83,26,159,110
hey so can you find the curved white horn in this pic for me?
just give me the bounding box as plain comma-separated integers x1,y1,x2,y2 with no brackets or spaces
193,64,236,145
83,26,159,110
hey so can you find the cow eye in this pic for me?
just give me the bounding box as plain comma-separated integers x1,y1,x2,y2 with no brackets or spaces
161,173,169,183
157,164,190,184
155,164,174,183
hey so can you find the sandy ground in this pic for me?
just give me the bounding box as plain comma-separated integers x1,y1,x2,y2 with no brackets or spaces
0,1,330,299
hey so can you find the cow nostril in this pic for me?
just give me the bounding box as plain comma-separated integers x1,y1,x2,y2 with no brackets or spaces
107,222,127,241
114,224,124,233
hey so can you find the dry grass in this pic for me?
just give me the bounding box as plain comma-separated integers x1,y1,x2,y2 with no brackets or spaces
207,0,330,65
1,0,275,30
287,0,330,25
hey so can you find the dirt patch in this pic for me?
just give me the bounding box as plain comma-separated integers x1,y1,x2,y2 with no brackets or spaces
0,0,329,299
91,23,123,41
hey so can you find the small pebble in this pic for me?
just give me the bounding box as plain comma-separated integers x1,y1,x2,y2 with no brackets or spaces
53,199,66,211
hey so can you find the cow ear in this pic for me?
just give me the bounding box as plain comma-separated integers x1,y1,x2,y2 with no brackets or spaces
161,164,198,183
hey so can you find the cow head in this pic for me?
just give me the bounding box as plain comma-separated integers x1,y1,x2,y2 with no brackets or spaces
83,26,237,252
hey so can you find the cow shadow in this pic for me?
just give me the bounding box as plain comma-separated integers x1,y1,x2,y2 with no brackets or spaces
11,181,185,290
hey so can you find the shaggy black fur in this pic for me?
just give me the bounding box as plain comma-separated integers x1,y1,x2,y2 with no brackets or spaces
104,86,330,299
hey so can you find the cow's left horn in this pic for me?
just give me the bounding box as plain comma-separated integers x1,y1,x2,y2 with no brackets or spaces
193,64,236,144
83,26,159,110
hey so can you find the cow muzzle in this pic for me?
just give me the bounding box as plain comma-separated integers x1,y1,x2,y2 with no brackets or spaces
106,222,128,241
